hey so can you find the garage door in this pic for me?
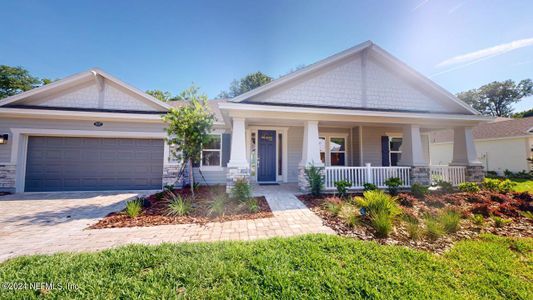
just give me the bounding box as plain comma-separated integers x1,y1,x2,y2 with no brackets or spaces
25,137,164,192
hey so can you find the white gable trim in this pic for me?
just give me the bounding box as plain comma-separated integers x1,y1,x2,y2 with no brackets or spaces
0,68,171,110
230,41,479,115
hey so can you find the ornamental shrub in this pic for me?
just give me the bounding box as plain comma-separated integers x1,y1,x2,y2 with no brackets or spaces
231,178,252,202
482,178,500,191
458,182,480,193
384,177,402,195
334,180,352,199
305,165,324,196
497,179,516,194
410,183,428,199
363,183,378,192
125,199,142,218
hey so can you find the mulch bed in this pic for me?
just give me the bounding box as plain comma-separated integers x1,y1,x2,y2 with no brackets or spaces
298,191,533,254
90,186,273,229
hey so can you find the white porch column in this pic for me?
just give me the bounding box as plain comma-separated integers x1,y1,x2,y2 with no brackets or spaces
450,126,483,183
298,120,324,192
299,120,324,167
226,117,250,192
398,124,427,167
450,126,481,166
227,117,248,167
398,124,430,185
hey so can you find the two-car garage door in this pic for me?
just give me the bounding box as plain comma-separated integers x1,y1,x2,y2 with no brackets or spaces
25,137,164,192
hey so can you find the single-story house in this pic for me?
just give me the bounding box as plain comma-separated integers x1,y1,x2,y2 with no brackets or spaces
430,117,533,175
0,41,492,194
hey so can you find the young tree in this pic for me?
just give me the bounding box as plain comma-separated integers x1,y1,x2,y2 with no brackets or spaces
457,79,533,117
217,71,272,98
162,86,214,196
0,65,41,99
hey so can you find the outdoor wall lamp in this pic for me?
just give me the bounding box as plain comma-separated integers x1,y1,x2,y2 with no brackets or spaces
0,134,8,144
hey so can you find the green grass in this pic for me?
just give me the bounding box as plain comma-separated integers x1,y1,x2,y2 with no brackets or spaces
510,178,533,193
0,234,531,299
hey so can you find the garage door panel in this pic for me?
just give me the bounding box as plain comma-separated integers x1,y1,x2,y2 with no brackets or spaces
25,137,164,192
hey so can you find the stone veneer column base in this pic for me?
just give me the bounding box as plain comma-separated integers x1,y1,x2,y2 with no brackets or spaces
163,165,183,188
298,165,324,193
465,165,484,182
0,164,16,193
410,166,431,186
226,165,250,193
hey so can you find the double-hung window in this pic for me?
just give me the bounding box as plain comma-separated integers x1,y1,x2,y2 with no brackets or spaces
201,134,222,168
329,137,346,166
389,137,402,166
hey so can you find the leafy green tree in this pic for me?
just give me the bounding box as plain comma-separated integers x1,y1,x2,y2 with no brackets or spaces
218,71,272,98
457,79,533,117
146,90,173,102
513,108,533,118
162,85,214,196
0,65,41,99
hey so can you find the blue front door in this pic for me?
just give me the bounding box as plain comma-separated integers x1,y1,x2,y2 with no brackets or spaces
257,130,276,182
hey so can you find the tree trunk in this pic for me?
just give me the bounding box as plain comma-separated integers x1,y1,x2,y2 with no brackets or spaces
188,158,194,197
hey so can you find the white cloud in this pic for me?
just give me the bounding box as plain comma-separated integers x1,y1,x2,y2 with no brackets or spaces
436,38,533,67
412,0,430,11
448,1,465,14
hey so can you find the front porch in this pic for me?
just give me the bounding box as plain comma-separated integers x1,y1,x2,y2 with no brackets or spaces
221,109,486,192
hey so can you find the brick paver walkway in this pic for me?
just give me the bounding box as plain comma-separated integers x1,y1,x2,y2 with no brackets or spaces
0,185,333,261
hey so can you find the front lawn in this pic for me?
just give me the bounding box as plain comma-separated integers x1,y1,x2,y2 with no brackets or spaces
511,178,533,193
0,234,531,299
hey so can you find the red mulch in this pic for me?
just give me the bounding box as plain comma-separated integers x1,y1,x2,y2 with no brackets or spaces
89,186,273,229
298,190,533,254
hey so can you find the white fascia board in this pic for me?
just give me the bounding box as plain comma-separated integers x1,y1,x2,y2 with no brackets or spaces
219,102,494,123
0,107,164,123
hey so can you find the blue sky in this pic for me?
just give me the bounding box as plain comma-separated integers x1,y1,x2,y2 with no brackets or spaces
1,0,532,111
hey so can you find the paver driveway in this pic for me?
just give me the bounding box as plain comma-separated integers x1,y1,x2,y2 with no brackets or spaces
0,185,333,262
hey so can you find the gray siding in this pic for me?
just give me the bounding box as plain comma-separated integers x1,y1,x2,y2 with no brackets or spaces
361,126,401,166
193,167,227,185
0,117,167,163
351,126,361,166
287,126,303,182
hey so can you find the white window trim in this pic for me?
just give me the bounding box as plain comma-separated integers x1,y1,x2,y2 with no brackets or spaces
200,133,223,171
246,126,288,183
319,132,349,166
388,136,402,167
328,136,347,166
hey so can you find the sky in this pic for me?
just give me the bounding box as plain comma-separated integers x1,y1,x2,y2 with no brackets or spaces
1,0,532,112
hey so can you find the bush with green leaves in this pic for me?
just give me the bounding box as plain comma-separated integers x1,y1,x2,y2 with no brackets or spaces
334,180,351,198
436,180,454,193
492,216,512,228
424,216,444,240
497,179,516,193
208,194,227,217
363,183,378,192
246,198,260,213
304,165,324,196
482,178,500,191
338,204,359,227
231,178,252,202
471,214,485,226
125,199,142,218
165,192,192,216
354,190,400,237
384,177,402,195
410,183,428,199
458,182,480,193
324,198,343,216
439,209,461,233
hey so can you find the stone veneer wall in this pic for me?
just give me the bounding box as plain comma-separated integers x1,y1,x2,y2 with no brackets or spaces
465,165,484,182
298,166,324,192
226,166,250,193
163,165,183,188
410,166,431,186
0,164,16,193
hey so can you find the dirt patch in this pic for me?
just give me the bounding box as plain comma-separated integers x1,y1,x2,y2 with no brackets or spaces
90,186,273,229
298,191,533,254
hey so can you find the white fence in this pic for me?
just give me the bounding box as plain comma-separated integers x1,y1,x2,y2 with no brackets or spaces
324,164,411,190
429,166,466,186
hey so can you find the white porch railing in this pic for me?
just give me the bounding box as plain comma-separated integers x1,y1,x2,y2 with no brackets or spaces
324,164,411,190
429,166,466,186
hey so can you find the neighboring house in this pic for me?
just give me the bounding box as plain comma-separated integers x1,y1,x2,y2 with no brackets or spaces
0,41,491,194
430,117,533,175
